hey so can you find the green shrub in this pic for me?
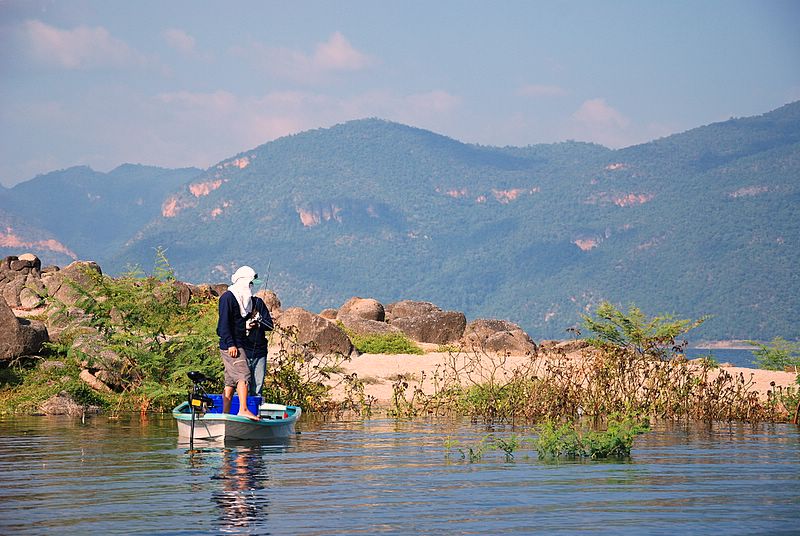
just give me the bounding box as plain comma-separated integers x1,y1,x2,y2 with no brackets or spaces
749,337,800,371
533,414,650,460
583,301,707,360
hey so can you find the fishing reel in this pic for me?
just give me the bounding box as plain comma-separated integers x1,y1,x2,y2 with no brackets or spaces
246,310,262,335
187,370,214,414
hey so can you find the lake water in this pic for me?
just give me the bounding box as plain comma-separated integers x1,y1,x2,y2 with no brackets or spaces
1,414,798,535
685,347,757,368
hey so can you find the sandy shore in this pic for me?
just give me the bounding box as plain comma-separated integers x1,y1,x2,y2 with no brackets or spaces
325,348,798,408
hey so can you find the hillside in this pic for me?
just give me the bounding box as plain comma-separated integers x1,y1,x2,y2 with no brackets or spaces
3,103,799,341
0,164,202,266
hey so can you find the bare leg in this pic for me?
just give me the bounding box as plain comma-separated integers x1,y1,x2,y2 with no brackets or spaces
223,385,234,414
236,379,259,420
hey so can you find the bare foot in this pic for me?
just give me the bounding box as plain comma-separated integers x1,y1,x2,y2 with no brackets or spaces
237,411,260,421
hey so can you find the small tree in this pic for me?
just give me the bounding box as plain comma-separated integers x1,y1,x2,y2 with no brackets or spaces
749,337,800,371
583,301,707,360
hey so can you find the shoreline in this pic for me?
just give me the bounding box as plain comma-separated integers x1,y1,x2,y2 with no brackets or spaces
325,349,798,408
690,340,757,350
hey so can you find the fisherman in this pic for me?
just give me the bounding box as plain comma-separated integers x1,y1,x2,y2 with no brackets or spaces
216,265,274,420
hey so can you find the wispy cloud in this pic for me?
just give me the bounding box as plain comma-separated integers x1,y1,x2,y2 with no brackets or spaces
314,32,372,71
572,98,629,128
19,20,147,69
567,98,632,147
516,84,568,98
234,32,375,84
163,28,196,54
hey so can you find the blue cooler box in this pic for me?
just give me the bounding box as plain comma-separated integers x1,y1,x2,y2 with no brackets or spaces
206,394,262,414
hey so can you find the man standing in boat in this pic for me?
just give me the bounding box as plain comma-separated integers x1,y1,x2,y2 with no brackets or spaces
216,265,274,420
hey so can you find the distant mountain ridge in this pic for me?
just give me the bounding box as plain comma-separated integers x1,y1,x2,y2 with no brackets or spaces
2,102,799,341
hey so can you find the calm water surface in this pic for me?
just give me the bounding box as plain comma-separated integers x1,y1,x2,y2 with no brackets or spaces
0,414,798,535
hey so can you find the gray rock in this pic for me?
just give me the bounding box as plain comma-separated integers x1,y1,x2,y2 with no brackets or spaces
462,319,537,355
255,289,281,316
337,297,385,321
385,300,440,322
275,307,354,356
18,287,43,309
390,308,466,344
319,308,338,320
2,276,26,308
0,297,48,361
50,261,102,306
39,391,84,416
337,313,402,337
17,253,41,270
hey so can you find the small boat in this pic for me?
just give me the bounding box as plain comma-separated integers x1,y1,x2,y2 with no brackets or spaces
172,400,301,442
172,371,301,444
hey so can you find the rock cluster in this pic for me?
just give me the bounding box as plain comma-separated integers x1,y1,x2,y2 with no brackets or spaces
1,253,539,401
272,296,537,357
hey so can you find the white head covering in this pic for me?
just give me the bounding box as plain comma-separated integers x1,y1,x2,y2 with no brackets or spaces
228,265,257,317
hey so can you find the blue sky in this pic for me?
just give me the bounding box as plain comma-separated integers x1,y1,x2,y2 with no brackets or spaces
1,0,798,187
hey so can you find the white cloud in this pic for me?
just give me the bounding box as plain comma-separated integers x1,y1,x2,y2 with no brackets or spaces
20,19,147,70
163,28,196,54
313,32,372,71
517,84,568,98
572,98,629,129
234,32,375,84
567,98,633,148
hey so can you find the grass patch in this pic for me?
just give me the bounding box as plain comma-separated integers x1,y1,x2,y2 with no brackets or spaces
350,332,423,355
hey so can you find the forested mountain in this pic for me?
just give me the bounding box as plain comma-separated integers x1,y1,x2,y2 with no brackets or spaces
3,103,799,341
0,164,202,266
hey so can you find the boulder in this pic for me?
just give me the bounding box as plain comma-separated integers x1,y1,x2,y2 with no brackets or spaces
17,253,41,271
387,300,466,344
210,283,228,296
173,281,192,307
337,313,402,337
255,289,281,317
47,261,102,306
274,307,354,356
0,297,48,361
337,297,385,321
2,276,26,308
79,369,113,393
462,319,537,355
385,300,440,322
39,391,85,416
319,308,338,320
18,287,44,309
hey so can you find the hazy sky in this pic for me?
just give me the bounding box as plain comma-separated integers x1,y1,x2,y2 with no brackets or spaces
1,0,798,187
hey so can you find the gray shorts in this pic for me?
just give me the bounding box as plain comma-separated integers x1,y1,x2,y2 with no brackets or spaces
221,348,250,387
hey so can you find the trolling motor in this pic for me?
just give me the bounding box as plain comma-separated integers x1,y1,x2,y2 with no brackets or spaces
187,371,214,450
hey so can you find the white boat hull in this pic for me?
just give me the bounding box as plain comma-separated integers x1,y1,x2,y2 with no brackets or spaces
173,402,301,441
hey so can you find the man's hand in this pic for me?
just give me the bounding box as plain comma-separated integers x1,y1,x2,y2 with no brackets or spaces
228,346,238,358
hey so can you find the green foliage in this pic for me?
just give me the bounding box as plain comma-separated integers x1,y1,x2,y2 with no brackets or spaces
533,414,650,460
262,326,351,412
390,341,790,423
339,325,423,354
0,354,114,414
749,337,800,371
583,301,707,360
48,251,222,411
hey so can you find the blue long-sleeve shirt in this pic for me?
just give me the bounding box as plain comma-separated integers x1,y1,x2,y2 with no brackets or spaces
216,291,273,357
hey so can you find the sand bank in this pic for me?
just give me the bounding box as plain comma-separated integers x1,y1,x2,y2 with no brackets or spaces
325,349,798,408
